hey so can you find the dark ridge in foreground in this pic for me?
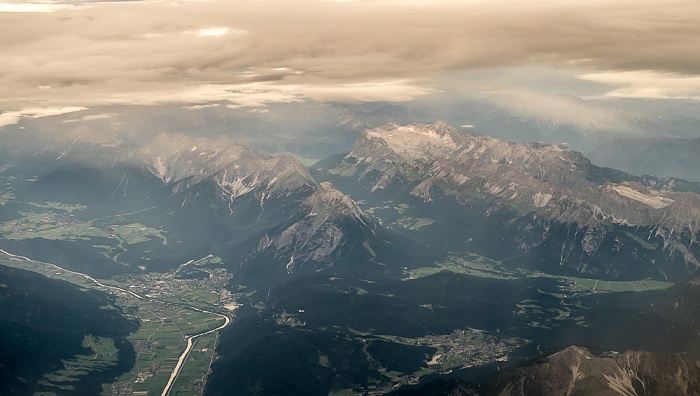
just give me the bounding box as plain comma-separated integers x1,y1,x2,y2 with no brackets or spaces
390,346,700,396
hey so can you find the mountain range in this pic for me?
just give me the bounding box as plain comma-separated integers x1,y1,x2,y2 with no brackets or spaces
1,120,700,394
315,121,700,282
6,96,700,182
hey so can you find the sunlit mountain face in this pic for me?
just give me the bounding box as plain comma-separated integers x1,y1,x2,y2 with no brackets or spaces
2,1,700,395
2,117,700,395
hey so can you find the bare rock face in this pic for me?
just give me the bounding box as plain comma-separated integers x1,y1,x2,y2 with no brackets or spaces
42,131,318,212
142,133,316,205
256,182,375,270
349,122,700,233
323,121,700,279
32,131,381,278
496,346,700,396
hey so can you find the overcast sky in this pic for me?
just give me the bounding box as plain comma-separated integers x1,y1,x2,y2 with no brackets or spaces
1,0,700,126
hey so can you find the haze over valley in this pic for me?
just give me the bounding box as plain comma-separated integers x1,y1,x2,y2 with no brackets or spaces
2,1,700,395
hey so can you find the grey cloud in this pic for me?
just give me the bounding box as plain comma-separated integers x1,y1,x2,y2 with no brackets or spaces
1,0,699,114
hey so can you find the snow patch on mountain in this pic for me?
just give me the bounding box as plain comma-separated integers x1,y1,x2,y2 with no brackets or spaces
612,184,674,209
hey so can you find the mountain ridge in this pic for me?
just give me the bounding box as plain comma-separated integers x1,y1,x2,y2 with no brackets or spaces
494,345,700,396
316,121,700,280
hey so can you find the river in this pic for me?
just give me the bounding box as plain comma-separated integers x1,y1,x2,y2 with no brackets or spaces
0,248,233,396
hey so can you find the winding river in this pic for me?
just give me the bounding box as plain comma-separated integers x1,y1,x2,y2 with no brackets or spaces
0,248,233,396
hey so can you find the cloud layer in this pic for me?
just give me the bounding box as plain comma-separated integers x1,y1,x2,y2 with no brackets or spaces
1,0,700,119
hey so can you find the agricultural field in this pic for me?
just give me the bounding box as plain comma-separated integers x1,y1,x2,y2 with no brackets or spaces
344,327,516,383
326,162,357,177
405,254,673,293
169,333,220,396
403,254,518,281
0,255,102,290
158,290,222,308
109,300,221,396
396,217,435,231
0,250,228,396
0,208,166,247
27,201,87,213
108,300,225,396
562,276,673,292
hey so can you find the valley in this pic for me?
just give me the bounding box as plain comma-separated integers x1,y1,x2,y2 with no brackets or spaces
0,248,232,396
1,121,699,395
404,255,674,292
4,2,700,394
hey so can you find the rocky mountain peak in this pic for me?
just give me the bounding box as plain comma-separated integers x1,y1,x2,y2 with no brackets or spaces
347,122,700,229
140,133,316,202
497,346,700,396
351,121,461,166
294,182,374,239
255,182,374,268
344,122,599,200
320,121,700,277
549,345,595,362
303,182,368,222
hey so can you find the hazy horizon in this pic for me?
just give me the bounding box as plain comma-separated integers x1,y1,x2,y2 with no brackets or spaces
2,0,700,135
